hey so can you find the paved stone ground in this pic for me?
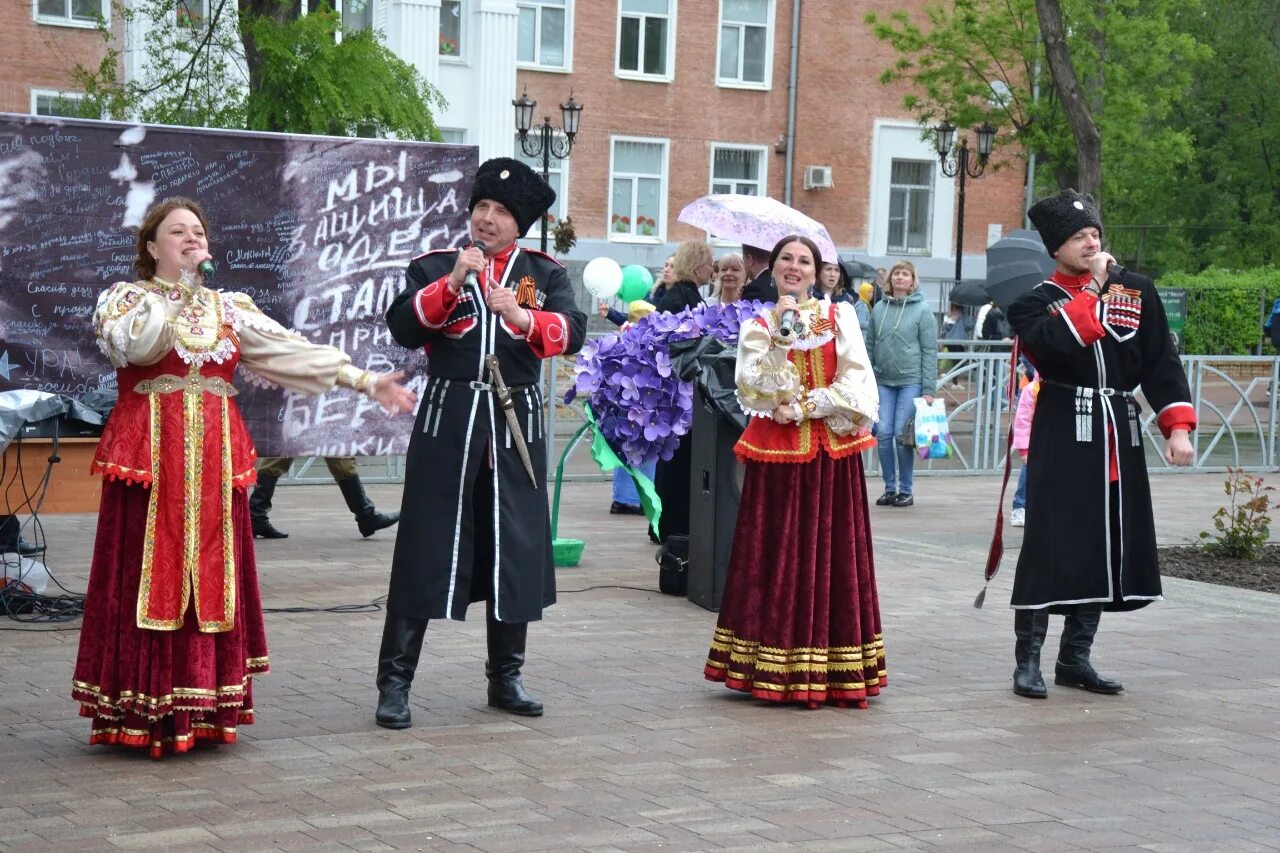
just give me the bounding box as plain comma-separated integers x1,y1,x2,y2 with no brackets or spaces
3,471,1279,852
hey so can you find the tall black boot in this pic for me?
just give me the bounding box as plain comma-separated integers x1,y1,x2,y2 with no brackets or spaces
1055,605,1123,694
337,476,399,538
1013,609,1050,698
249,474,289,539
375,612,429,729
486,618,543,717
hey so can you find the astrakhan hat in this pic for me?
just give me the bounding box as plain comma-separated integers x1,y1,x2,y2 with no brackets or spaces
1027,189,1103,257
469,157,557,237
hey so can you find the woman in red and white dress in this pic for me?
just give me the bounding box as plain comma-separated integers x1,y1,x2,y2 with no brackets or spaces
72,197,414,758
704,235,885,708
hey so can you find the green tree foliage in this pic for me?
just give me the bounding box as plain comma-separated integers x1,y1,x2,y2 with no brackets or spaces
243,8,443,138
1160,267,1280,355
70,0,444,141
865,0,1206,259
72,0,247,127
1154,0,1280,269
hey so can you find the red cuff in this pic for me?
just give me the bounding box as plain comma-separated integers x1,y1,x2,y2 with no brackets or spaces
524,310,572,358
1059,291,1105,347
1156,403,1197,439
413,275,459,329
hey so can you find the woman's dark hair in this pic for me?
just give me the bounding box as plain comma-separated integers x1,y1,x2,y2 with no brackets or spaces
820,260,851,296
767,234,824,274
134,196,210,280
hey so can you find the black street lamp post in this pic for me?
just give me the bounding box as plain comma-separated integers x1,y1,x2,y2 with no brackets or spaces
935,121,996,282
513,88,583,253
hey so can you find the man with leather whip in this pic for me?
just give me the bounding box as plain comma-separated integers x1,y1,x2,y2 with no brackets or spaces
999,189,1196,700
375,158,586,728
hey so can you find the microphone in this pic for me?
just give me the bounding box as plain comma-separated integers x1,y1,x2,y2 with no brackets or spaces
778,307,798,340
198,259,215,280
463,240,488,290
1106,262,1127,280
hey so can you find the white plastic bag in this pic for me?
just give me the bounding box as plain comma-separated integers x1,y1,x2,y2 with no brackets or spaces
912,397,954,460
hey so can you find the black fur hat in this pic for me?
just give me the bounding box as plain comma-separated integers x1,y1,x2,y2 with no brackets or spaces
469,157,556,238
1027,189,1103,257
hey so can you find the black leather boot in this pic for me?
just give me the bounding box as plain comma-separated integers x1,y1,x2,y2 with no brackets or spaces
1013,609,1050,698
249,474,289,539
486,618,544,717
337,475,399,538
1055,605,1123,694
375,613,429,729
0,515,42,556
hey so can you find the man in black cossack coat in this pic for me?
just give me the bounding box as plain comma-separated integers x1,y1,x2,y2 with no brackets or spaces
1005,189,1196,700
375,157,586,728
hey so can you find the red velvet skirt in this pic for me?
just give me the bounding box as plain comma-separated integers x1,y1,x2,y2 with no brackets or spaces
72,480,269,759
704,451,885,708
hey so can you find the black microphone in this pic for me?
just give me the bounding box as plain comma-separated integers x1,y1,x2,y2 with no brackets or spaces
778,308,798,339
198,259,215,279
1106,262,1127,280
463,240,487,289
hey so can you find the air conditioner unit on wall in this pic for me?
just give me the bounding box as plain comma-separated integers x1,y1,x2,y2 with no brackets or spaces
803,165,833,190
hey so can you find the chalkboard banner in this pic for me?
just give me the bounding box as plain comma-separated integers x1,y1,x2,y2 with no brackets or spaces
0,113,477,457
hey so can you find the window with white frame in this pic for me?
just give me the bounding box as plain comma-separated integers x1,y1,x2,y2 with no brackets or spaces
32,90,88,118
440,0,462,57
609,138,667,240
717,0,771,87
518,0,569,70
617,0,673,79
887,159,933,255
35,0,106,26
710,145,765,195
343,0,373,32
438,128,467,144
514,135,567,232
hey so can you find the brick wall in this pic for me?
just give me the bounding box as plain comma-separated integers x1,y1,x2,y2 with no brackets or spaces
1,2,121,114
517,0,1025,260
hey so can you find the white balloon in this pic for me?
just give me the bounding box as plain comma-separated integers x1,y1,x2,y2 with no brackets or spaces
582,256,623,300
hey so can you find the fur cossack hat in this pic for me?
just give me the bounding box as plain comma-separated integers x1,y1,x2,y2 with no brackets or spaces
469,157,557,237
1027,189,1103,257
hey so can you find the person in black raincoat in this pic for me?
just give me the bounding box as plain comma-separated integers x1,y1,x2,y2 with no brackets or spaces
375,158,587,728
1006,189,1196,699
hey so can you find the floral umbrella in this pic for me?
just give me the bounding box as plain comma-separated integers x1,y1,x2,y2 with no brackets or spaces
677,194,839,263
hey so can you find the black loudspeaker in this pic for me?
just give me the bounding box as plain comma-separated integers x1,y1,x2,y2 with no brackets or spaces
687,385,745,612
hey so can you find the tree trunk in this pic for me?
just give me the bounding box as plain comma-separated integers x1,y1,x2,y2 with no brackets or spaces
239,0,301,130
1035,0,1103,206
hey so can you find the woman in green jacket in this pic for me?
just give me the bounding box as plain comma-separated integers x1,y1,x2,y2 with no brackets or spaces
864,261,938,507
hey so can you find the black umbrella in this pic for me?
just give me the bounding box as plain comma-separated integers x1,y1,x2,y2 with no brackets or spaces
984,230,1057,308
987,229,1054,272
840,257,879,281
985,259,1054,308
948,279,992,307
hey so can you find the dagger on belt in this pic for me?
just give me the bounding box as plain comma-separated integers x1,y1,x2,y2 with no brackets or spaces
484,353,539,488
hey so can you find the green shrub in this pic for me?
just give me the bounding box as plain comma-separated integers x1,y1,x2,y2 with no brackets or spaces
1199,467,1273,560
1159,267,1280,355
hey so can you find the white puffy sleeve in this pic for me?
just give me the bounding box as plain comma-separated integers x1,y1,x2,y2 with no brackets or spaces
224,292,376,398
94,282,174,368
803,302,879,435
735,314,802,417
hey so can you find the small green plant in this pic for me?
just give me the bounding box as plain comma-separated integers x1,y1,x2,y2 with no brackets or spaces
1199,467,1274,559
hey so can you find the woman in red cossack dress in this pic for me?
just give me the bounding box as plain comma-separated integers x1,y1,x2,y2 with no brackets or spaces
703,235,885,708
72,197,414,758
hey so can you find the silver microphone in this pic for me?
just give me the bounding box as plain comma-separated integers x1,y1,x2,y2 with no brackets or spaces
778,308,798,339
463,240,488,289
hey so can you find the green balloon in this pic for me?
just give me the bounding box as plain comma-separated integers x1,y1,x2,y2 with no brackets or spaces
618,265,655,302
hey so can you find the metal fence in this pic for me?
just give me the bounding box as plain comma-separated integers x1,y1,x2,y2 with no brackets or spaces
283,341,1280,484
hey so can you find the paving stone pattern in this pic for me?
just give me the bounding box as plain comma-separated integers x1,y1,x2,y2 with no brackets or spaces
2,472,1278,852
